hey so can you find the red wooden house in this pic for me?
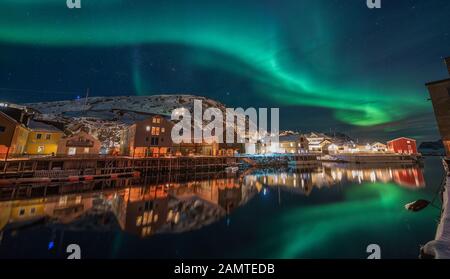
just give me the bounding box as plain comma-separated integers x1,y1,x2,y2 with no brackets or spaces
387,137,417,154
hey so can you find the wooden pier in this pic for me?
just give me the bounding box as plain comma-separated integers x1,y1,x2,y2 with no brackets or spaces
0,155,239,180
0,169,240,201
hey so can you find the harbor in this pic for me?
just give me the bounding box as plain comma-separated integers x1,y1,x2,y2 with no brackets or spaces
0,156,441,258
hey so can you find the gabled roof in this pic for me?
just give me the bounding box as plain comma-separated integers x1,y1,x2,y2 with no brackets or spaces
371,142,387,146
279,134,300,142
123,112,172,125
425,78,450,86
28,120,62,133
0,111,20,126
387,137,416,143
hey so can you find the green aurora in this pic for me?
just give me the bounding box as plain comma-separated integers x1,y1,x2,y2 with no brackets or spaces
1,1,449,128
259,182,437,258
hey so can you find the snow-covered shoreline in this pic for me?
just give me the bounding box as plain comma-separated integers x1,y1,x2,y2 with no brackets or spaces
422,158,450,259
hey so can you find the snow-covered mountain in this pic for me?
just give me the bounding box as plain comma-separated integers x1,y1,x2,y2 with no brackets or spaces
25,95,228,150
26,95,225,119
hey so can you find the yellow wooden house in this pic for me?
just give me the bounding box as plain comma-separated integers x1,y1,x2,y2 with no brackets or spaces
25,120,64,155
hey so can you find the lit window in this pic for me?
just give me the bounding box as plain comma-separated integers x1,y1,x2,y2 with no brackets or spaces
46,134,51,140
153,117,161,124
68,147,76,155
84,147,90,153
151,127,160,136
59,196,68,206
136,216,142,226
146,126,150,132
143,212,149,224
37,146,45,153
161,127,165,133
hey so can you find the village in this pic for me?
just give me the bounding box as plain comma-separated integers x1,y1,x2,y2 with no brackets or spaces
0,98,422,183
0,100,420,158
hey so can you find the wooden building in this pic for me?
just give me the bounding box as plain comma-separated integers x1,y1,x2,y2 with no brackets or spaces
0,111,29,158
387,137,417,155
426,57,450,156
57,131,101,156
122,114,174,157
25,120,64,155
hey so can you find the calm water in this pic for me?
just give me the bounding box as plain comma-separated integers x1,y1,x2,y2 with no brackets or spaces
0,157,445,259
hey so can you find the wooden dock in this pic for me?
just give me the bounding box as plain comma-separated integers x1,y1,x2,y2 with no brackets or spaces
0,155,239,180
0,169,239,201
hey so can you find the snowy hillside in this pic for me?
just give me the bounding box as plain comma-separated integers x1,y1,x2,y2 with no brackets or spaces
26,95,226,120
25,95,228,150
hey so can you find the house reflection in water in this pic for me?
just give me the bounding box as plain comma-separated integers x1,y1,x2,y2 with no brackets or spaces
0,164,425,243
0,194,95,233
110,177,253,238
111,186,170,238
0,175,255,241
244,164,425,195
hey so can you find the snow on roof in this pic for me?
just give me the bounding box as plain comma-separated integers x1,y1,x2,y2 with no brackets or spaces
28,120,62,132
279,134,300,142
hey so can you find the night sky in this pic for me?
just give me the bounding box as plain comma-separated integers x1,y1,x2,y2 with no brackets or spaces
1,0,449,141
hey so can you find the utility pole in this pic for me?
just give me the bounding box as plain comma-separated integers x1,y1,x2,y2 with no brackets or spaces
83,88,90,114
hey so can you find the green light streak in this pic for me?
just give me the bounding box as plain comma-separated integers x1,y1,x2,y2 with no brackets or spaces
0,1,428,126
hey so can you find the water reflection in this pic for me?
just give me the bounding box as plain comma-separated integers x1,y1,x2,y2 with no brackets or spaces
245,164,425,196
0,163,425,241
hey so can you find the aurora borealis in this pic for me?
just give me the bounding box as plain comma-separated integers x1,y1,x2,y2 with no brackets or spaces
1,0,449,140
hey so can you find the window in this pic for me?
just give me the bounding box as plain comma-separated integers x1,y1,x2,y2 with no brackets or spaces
136,216,142,226
37,146,45,153
0,126,5,133
30,208,36,215
46,134,51,140
19,208,25,216
84,147,90,153
146,126,150,132
151,127,160,136
152,117,161,124
151,137,159,145
36,133,42,139
161,127,165,133
68,147,76,155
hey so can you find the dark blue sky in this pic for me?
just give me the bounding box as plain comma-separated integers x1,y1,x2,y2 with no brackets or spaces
0,0,449,141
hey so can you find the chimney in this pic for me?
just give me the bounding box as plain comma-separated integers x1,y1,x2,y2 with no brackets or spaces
446,57,450,75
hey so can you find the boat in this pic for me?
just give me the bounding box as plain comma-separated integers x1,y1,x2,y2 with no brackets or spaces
288,154,319,167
